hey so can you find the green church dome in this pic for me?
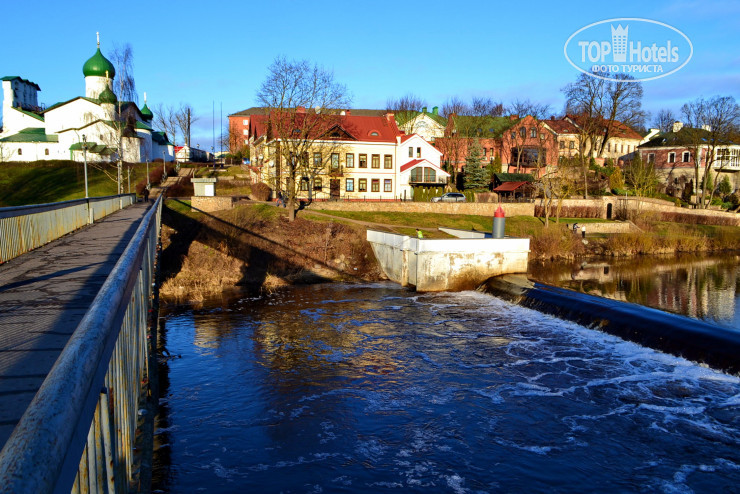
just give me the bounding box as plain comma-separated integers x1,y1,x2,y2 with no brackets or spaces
99,86,117,104
83,48,116,78
140,102,153,121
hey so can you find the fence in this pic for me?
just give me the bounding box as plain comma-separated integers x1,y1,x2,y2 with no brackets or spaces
0,194,136,263
0,196,162,494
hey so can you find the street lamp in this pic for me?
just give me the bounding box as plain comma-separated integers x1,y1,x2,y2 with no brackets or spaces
82,134,89,198
162,151,167,181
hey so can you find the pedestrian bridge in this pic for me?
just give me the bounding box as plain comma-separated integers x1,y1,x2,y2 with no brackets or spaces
0,195,162,493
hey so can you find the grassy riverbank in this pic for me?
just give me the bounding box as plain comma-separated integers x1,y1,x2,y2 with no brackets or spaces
159,201,740,301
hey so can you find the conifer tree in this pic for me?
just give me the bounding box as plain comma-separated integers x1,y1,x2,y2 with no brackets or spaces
464,139,489,191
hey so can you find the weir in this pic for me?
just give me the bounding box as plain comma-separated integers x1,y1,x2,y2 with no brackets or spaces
0,196,163,493
366,229,530,291
482,274,740,375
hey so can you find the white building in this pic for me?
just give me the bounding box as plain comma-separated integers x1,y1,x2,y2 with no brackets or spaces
0,37,173,163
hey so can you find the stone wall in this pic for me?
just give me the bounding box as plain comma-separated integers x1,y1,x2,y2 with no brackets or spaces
308,201,535,217
191,196,234,213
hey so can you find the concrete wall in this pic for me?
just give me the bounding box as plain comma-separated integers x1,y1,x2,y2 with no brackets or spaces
310,201,535,217
367,229,530,292
191,196,234,212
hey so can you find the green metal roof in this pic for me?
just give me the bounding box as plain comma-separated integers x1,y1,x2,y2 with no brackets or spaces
44,96,100,113
1,76,41,91
140,103,153,120
395,110,447,127
639,127,738,148
135,120,153,131
152,131,171,145
98,86,117,104
13,107,44,121
82,48,116,78
69,141,115,154
0,127,58,143
452,116,515,138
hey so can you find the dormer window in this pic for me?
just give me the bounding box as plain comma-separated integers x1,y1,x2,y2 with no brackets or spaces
369,131,379,136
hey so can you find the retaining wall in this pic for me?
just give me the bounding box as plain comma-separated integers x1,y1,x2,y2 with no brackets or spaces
310,201,534,217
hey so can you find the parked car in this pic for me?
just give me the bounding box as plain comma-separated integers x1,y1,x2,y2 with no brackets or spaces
431,192,466,203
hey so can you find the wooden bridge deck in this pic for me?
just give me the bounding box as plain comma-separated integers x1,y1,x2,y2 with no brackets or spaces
0,202,150,449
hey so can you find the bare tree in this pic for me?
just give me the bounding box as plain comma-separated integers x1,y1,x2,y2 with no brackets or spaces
653,108,676,133
256,56,351,221
110,43,137,193
471,97,504,117
153,103,178,150
386,94,427,134
175,104,198,147
441,96,469,119
681,95,740,207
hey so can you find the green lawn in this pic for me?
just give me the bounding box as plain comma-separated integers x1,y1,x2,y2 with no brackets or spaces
0,162,152,206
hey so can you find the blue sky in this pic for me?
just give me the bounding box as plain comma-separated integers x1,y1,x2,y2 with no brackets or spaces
2,0,739,149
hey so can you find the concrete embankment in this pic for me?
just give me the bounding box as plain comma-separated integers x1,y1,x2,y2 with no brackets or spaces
481,275,740,375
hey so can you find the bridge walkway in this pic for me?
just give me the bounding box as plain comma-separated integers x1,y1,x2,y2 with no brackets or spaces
0,202,151,449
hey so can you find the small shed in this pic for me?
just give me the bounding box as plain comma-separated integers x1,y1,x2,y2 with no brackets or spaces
191,177,217,197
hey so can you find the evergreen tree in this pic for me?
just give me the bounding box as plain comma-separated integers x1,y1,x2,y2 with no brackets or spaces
464,139,489,191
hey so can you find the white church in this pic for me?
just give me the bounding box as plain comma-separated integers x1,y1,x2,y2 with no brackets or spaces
0,36,173,163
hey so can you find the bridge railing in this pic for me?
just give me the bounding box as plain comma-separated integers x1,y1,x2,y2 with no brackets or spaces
0,196,162,494
0,194,137,263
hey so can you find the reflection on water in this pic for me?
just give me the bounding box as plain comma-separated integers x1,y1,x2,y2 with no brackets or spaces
152,283,740,493
528,254,740,329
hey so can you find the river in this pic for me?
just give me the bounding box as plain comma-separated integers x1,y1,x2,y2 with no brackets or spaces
152,258,740,493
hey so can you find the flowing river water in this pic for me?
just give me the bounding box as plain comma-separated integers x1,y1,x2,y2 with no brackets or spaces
152,257,740,493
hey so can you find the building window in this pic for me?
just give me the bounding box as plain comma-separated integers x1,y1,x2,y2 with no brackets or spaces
511,131,516,140
371,179,380,192
620,144,624,153
243,129,248,135
569,141,575,149
668,152,676,163
384,155,393,169
482,148,487,158
607,143,611,152
314,178,322,191
243,119,248,125
18,148,22,156
530,128,536,138
416,147,421,158
559,140,565,149
359,178,367,191
683,151,690,162
648,153,655,164
371,154,380,168
331,153,339,169
346,178,354,192
359,154,367,168
519,127,526,138
346,153,354,168
408,146,413,158
300,177,309,191
384,179,392,192
313,152,321,167
45,148,49,155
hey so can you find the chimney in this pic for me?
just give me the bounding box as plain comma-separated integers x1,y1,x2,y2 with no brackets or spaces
296,106,306,113
345,109,351,115
422,106,427,114
672,121,683,133
432,106,438,115
386,112,395,123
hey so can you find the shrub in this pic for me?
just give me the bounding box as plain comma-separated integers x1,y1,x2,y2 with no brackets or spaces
167,177,194,197
250,182,272,201
529,225,585,260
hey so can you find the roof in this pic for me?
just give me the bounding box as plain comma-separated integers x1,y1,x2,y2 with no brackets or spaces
248,110,401,143
0,127,58,143
639,127,739,148
135,120,153,131
543,118,579,134
13,107,44,122
399,158,451,176
494,173,534,183
83,48,116,78
44,96,101,113
566,114,642,140
493,181,530,192
395,110,447,127
450,115,514,138
229,107,387,118
1,76,41,91
152,131,171,145
69,141,115,154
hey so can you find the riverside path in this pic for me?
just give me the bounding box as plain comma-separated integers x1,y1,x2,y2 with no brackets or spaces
0,202,151,449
